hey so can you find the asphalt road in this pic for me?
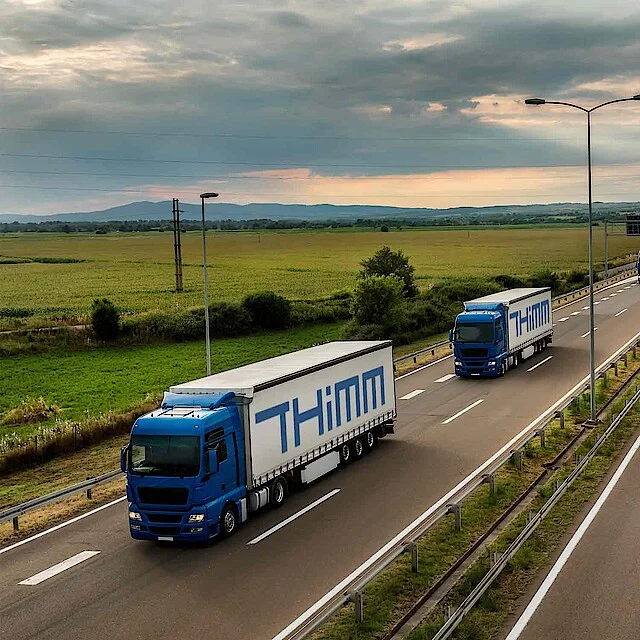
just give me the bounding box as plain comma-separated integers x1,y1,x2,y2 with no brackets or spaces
2,279,640,640
504,424,640,640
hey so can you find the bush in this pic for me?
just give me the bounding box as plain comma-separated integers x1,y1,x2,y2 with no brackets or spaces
340,321,385,340
208,302,252,337
1,397,61,426
242,291,292,330
493,274,527,289
351,275,404,329
91,298,120,340
359,246,419,298
290,299,352,326
566,269,589,286
528,269,561,292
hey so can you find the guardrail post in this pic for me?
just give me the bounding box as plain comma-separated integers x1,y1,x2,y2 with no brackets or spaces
349,590,364,623
447,503,462,531
614,361,619,377
623,353,628,368
554,410,565,429
405,541,419,573
537,428,546,449
511,449,523,471
12,516,19,532
86,478,93,500
483,473,496,497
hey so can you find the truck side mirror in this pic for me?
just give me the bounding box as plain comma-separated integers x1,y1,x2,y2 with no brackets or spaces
449,330,453,343
120,445,128,473
206,449,219,475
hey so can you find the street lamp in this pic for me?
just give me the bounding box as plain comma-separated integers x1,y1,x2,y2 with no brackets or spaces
525,94,640,421
200,192,219,376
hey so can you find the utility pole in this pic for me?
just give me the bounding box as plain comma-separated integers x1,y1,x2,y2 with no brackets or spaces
171,198,184,293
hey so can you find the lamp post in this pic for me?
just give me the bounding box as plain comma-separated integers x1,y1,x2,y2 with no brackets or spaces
200,192,219,376
525,95,640,421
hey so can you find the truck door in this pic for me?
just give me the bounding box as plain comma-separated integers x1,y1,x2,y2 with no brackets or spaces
207,433,239,499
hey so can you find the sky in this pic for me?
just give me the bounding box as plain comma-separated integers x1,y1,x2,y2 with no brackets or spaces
2,0,640,214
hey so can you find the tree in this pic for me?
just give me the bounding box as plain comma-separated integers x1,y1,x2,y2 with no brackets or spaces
242,291,292,330
351,275,404,328
359,246,419,297
91,298,120,340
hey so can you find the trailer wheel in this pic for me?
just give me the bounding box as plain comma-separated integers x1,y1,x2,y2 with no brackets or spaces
338,441,352,465
220,503,239,537
353,436,365,460
364,430,376,452
270,476,288,508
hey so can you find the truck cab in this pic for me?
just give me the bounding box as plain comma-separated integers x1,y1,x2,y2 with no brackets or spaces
452,309,506,377
122,392,247,543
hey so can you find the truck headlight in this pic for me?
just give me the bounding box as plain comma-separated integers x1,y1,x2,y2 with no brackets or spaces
188,514,205,523
488,361,497,366
454,361,462,366
129,511,142,521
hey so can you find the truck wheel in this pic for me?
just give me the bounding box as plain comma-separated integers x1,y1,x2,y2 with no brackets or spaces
270,476,288,508
338,441,352,465
220,503,238,537
353,436,365,460
364,430,376,452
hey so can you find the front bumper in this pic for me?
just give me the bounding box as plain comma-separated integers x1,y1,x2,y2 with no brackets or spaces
454,359,500,377
128,504,219,542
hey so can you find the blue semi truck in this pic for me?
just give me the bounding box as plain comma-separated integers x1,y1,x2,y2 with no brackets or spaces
121,341,396,542
451,288,553,377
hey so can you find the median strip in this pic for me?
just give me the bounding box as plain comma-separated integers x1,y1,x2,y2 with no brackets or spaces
442,399,484,425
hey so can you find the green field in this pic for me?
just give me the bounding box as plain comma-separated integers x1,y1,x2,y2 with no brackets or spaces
0,323,343,440
1,227,638,328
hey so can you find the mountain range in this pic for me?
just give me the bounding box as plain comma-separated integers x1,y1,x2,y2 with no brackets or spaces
1,200,640,224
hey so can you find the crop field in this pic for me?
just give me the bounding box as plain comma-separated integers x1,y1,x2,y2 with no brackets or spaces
1,226,638,328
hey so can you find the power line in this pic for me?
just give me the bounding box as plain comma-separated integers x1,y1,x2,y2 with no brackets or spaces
0,169,621,181
0,126,581,142
1,183,637,197
2,152,638,170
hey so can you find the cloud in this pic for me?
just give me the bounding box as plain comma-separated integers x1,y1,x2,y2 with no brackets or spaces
2,0,640,213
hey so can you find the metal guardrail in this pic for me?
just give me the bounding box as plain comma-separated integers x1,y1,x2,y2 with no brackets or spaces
392,265,637,371
0,469,122,532
432,384,640,640
276,332,640,640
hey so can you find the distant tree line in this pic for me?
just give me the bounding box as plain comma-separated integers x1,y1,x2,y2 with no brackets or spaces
0,212,630,234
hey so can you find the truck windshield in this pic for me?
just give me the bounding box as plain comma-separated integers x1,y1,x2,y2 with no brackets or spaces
454,323,494,343
130,435,200,477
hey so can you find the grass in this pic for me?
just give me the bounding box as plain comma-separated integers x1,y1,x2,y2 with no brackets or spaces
0,322,343,440
1,227,637,329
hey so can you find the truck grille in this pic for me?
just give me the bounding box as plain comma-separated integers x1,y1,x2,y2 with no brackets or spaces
137,487,188,505
146,513,183,524
461,348,488,358
148,526,181,536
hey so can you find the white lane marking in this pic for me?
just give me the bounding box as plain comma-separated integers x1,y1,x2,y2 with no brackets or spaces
594,301,601,305
618,289,625,292
582,306,589,310
505,433,640,640
272,330,640,640
552,323,556,327
395,353,453,381
615,308,628,317
442,399,484,425
435,374,456,383
610,293,617,297
558,317,569,322
247,490,341,545
581,328,598,338
527,356,553,372
625,286,631,289
570,312,580,316
601,297,609,301
19,551,100,585
632,283,638,286
400,389,426,400
0,496,126,556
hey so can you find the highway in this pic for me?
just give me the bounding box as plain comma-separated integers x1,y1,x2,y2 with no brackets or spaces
504,427,640,640
1,279,639,640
